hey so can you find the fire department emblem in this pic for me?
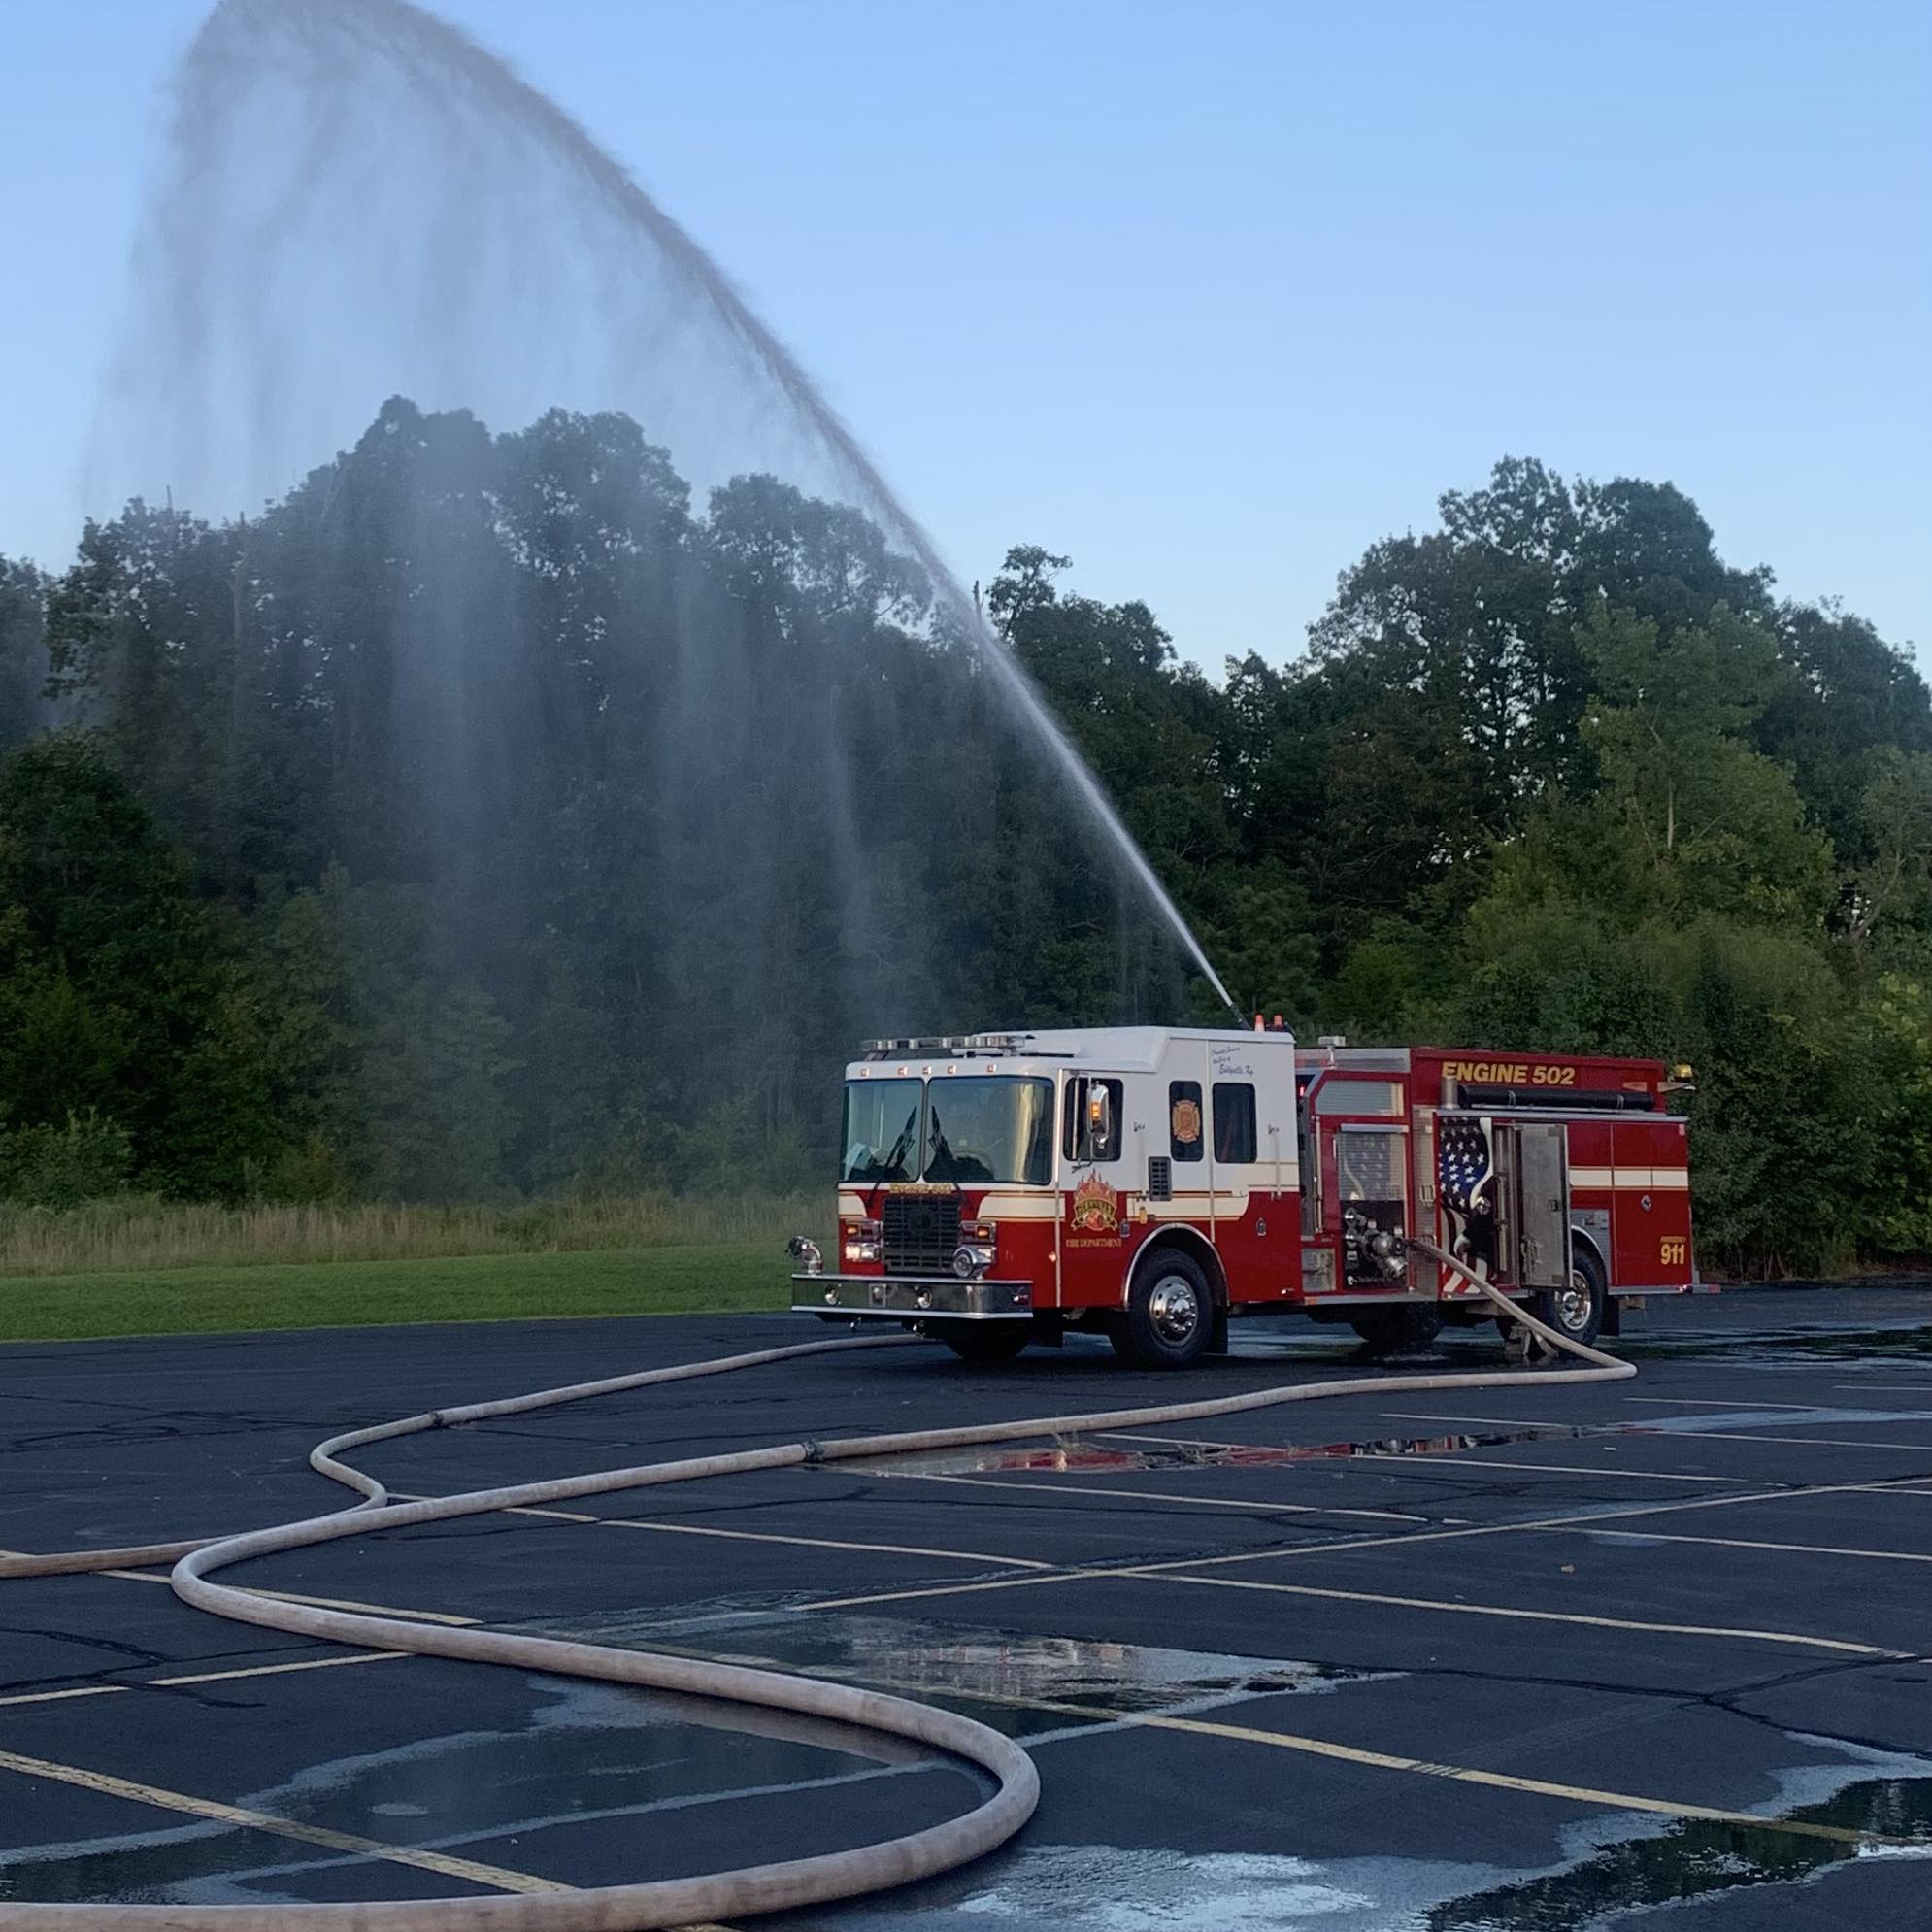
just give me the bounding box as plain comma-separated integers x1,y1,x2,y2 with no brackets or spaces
1170,1096,1202,1147
1070,1171,1119,1235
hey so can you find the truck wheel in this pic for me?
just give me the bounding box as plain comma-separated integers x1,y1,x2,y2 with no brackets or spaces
938,1323,1031,1364
1348,1307,1443,1359
1110,1250,1213,1369
1531,1249,1607,1349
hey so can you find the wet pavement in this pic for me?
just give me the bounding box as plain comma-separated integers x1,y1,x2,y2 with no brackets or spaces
2,1285,1929,1928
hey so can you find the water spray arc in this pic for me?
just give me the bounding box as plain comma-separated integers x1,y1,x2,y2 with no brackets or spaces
123,0,1239,1016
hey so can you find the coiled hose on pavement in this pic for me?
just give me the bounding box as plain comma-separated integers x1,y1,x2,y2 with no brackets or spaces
0,1241,1631,1928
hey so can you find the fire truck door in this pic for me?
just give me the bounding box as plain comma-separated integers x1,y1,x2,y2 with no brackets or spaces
1497,1121,1571,1287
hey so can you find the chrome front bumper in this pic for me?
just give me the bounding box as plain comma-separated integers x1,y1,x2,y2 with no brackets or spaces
790,1274,1034,1320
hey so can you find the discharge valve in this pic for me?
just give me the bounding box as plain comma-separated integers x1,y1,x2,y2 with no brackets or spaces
1343,1208,1408,1282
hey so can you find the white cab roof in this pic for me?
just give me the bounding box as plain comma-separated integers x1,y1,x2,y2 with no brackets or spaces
848,1026,1297,1080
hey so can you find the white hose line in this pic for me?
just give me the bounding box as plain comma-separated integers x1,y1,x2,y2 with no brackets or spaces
0,1334,912,1582
0,1246,1626,1928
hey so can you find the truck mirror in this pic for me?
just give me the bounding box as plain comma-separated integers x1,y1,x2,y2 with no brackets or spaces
1087,1086,1114,1159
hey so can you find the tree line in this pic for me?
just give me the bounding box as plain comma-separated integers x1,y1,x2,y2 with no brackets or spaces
1,405,1926,1273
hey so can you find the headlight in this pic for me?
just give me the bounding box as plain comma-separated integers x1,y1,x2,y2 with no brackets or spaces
843,1238,880,1264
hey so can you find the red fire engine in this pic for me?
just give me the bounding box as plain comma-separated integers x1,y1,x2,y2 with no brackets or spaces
790,1025,1696,1368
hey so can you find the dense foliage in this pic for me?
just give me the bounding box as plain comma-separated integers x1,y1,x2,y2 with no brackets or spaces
1,412,1925,1273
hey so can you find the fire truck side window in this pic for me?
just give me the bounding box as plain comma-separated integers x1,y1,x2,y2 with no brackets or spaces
1063,1077,1124,1164
1168,1082,1204,1162
1212,1083,1257,1164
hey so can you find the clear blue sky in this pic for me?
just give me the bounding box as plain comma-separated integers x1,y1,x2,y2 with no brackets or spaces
3,0,1926,668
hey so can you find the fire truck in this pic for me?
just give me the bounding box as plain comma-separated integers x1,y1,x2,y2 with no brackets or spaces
790,1025,1696,1368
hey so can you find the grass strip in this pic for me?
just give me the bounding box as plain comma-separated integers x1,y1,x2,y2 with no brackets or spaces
0,1244,792,1343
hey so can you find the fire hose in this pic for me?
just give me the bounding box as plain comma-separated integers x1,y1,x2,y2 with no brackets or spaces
0,1240,1632,1928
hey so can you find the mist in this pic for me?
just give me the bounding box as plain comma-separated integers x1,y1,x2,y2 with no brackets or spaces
90,0,1230,1016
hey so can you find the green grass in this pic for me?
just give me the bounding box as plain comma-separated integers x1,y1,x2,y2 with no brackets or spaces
0,1243,796,1343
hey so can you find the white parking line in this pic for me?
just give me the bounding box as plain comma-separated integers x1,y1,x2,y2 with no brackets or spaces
1564,1527,1932,1563
1142,1572,1896,1655
800,1475,1932,1612
1364,1454,1733,1484
1625,1397,1825,1410
0,1649,407,1710
1377,1412,1932,1453
859,1469,1430,1524
496,1501,1060,1570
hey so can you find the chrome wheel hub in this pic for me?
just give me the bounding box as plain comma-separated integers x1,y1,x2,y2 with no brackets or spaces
1148,1275,1201,1345
1553,1274,1594,1332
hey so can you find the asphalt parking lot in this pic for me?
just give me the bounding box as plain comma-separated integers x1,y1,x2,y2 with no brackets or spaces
3,1285,1930,1930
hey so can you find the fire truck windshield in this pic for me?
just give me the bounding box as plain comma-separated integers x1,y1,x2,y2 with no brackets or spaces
924,1077,1055,1185
841,1076,1055,1186
841,1079,923,1183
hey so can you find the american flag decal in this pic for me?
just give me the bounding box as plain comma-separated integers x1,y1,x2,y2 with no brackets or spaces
1438,1114,1497,1277
1438,1115,1493,1215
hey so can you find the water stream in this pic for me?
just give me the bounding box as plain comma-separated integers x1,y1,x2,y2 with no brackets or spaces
97,0,1237,1016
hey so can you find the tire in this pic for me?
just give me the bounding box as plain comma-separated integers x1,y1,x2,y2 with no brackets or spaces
1109,1250,1214,1369
938,1322,1031,1365
1348,1306,1443,1359
1531,1248,1607,1349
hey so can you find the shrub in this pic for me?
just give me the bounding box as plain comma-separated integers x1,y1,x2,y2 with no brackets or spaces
0,1109,134,1208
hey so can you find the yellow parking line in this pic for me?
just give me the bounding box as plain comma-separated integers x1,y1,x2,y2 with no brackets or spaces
1125,1714,1915,1849
718,1655,1910,1854
0,1747,567,1893
1141,1573,1896,1655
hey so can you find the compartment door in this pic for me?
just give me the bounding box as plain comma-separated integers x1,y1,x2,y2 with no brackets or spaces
1612,1116,1693,1287
1500,1121,1571,1287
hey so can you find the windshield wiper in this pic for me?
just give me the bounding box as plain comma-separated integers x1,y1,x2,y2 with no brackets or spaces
874,1103,919,1182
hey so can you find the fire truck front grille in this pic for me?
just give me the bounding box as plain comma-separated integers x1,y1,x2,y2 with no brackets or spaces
882,1196,960,1275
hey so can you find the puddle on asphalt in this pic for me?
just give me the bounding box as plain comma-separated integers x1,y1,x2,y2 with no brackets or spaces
803,1771,1932,1930
845,1389,1932,1480
16,1611,1930,1918
1628,1324,1932,1367
541,1608,1386,1734
849,1426,1615,1480
1628,1403,1932,1433
0,1675,939,1907
1214,1316,1932,1374
1428,1773,1932,1930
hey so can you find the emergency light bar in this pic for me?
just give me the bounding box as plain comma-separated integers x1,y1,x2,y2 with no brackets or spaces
858,1032,1033,1058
